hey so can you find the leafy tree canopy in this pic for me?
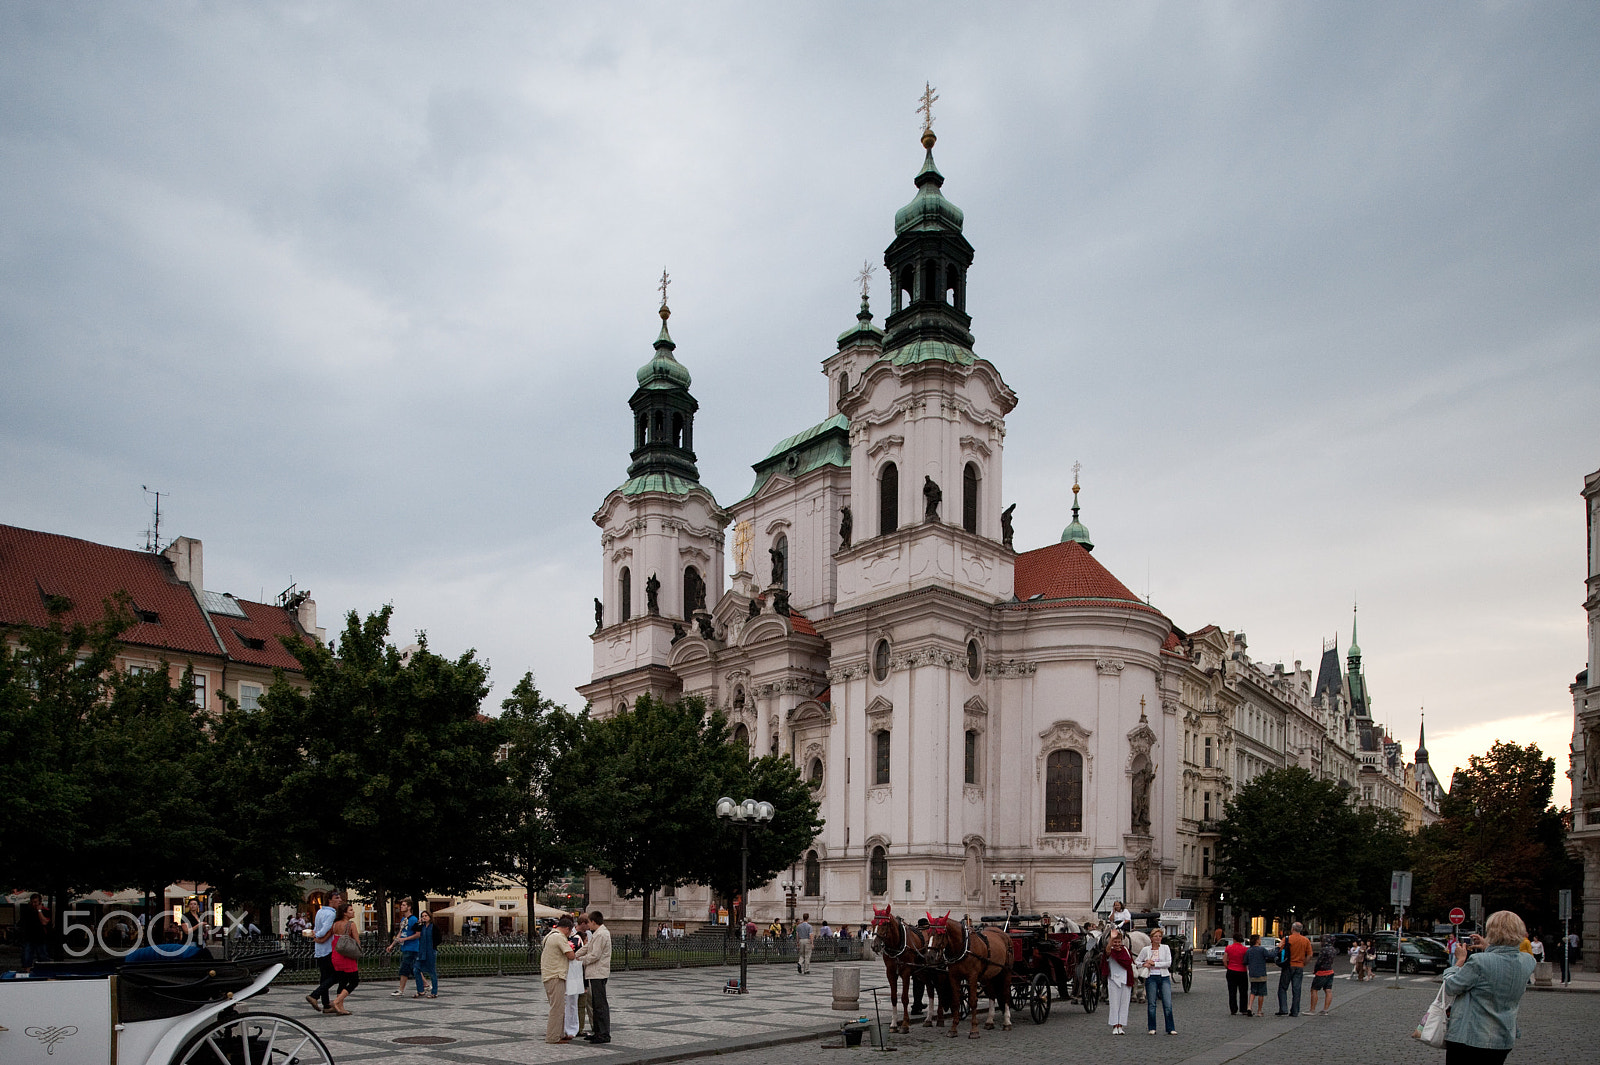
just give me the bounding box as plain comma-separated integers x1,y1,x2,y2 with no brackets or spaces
1215,767,1360,924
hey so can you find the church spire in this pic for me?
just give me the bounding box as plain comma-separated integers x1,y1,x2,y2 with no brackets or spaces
1416,713,1429,763
626,273,701,486
1348,600,1362,663
1060,461,1094,550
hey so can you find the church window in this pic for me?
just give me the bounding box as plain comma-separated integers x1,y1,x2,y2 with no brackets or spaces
869,846,888,896
1204,737,1213,767
672,412,685,448
634,412,646,450
966,639,981,680
1044,749,1083,832
879,462,899,534
897,266,914,312
874,729,891,785
733,723,750,755
873,639,891,682
962,463,979,533
619,567,632,622
616,700,626,715
964,729,978,785
923,258,939,301
773,535,788,590
684,565,706,618
804,850,821,896
808,757,824,789
838,371,849,409
652,410,664,442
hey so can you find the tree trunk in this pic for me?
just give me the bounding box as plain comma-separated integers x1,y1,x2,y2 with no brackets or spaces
374,886,389,940
640,889,653,952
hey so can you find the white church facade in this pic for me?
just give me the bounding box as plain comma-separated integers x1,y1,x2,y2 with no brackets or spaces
579,126,1191,927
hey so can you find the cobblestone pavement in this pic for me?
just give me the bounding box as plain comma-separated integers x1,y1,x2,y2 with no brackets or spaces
274,959,1599,1065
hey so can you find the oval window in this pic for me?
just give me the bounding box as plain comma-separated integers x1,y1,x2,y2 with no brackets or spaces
873,639,891,682
967,639,982,680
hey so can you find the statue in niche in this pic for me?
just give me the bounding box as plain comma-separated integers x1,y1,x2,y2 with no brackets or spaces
748,596,761,618
670,621,686,644
646,573,661,616
773,590,790,616
839,506,853,550
693,579,707,613
1001,503,1016,549
696,614,715,640
923,476,942,522
1585,722,1600,787
1130,754,1154,835
769,545,787,588
593,598,603,631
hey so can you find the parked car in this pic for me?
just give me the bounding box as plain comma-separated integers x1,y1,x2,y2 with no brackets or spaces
1369,935,1449,974
1321,932,1360,953
1206,943,1228,966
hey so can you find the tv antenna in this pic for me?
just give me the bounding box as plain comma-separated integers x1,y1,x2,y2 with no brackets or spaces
141,485,164,552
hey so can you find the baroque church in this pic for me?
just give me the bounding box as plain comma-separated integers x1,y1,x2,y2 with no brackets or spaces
578,123,1185,927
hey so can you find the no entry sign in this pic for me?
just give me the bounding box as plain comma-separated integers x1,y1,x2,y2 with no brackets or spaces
1449,908,1466,926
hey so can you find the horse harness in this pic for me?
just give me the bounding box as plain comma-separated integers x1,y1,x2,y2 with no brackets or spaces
932,921,1008,981
879,917,924,962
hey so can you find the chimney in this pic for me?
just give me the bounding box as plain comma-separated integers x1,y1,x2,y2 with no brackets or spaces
297,596,325,643
161,537,204,594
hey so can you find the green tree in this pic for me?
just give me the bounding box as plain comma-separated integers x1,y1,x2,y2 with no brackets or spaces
1215,767,1359,927
703,753,824,926
1346,805,1412,931
496,673,584,948
270,606,506,933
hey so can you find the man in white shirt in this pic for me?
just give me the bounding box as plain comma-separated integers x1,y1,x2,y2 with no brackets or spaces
796,914,814,974
577,911,613,1044
305,891,343,1014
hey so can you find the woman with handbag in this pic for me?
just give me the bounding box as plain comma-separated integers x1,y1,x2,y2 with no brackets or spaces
328,902,362,1016
1135,926,1177,1035
1438,911,1536,1065
1103,929,1135,1035
412,910,440,998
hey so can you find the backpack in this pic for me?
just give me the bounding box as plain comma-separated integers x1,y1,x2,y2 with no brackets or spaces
1276,943,1290,966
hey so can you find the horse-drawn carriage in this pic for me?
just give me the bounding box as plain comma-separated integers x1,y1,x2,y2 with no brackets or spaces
1075,902,1197,1013
989,915,1079,1025
0,950,330,1065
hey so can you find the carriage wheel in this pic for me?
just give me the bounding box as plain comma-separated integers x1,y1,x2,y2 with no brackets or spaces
176,1011,334,1065
1080,965,1100,1013
1029,974,1052,1024
1181,961,1193,994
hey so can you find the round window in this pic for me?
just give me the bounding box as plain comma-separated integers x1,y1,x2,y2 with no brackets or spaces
967,639,982,680
873,639,891,682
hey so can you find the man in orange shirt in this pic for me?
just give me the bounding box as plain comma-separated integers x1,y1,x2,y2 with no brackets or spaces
1277,922,1313,1017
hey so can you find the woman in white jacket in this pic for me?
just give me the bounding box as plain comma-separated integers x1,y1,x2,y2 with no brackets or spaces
1135,927,1177,1035
1103,929,1136,1035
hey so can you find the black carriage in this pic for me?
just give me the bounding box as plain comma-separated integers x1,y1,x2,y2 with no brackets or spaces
986,915,1084,1025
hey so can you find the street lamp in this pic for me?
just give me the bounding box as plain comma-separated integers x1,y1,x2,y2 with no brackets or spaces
780,879,802,926
991,872,1026,916
716,795,775,994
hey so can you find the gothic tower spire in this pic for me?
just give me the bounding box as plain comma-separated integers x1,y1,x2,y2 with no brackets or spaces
626,274,701,486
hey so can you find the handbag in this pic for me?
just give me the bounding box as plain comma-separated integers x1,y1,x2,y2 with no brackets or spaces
566,956,585,995
335,932,362,959
1413,983,1453,1048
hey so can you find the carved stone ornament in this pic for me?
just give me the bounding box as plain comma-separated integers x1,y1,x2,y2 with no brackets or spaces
869,785,890,805
964,784,983,804
1130,848,1153,888
865,696,893,733
867,434,904,458
802,742,825,767
825,663,871,683
1095,659,1126,676
1035,835,1091,855
963,696,988,734
984,659,1037,677
1126,721,1158,763
1036,719,1094,782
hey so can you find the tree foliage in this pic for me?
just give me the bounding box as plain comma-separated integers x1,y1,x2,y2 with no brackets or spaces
703,753,825,914
1215,767,1363,925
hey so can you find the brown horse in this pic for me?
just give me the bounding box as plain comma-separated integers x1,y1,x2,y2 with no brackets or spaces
923,913,1013,1038
870,905,930,1033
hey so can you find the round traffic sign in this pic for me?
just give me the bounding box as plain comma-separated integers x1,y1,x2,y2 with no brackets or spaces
1449,908,1466,925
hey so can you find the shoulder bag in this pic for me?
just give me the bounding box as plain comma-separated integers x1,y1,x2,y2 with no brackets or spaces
1412,983,1454,1048
335,928,363,959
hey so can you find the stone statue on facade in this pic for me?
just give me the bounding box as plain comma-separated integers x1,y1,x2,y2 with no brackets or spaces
671,621,686,644
1001,503,1016,549
769,545,787,588
773,590,790,616
646,573,661,616
839,506,852,550
748,596,761,618
1131,756,1154,834
696,614,716,640
593,597,603,631
923,476,942,522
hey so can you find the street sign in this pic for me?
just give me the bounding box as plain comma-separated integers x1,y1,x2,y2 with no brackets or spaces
1092,858,1126,913
1449,908,1465,926
1559,890,1572,921
1469,894,1483,923
1390,871,1413,907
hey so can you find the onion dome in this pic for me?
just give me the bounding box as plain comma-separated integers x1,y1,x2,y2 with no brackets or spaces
636,306,692,390
894,130,965,235
1060,479,1094,551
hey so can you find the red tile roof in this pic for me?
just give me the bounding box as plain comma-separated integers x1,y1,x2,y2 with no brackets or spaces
1010,540,1162,616
212,596,308,671
788,612,819,637
0,524,221,657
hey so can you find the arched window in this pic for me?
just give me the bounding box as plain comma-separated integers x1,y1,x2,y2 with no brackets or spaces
773,534,788,591
923,259,940,301
966,639,981,680
964,729,979,785
652,410,664,441
616,700,626,715
838,371,849,409
962,462,979,534
808,758,823,789
897,266,914,313
804,850,821,897
635,413,646,450
683,565,703,618
1045,749,1084,832
945,264,959,306
869,846,889,897
672,412,685,448
879,463,899,535
619,567,632,623
873,639,891,682
732,723,750,755
874,729,891,785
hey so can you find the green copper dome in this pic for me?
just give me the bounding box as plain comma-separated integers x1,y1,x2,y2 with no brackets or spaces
1059,481,1094,550
636,308,692,389
894,134,965,235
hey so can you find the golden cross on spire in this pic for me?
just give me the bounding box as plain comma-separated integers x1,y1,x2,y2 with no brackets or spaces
856,259,874,300
917,82,939,135
1071,460,1083,490
658,267,671,308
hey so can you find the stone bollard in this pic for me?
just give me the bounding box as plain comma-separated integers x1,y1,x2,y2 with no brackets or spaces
832,965,861,1010
1534,961,1553,987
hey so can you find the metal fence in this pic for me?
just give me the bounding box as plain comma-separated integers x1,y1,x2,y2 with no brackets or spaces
229,932,869,985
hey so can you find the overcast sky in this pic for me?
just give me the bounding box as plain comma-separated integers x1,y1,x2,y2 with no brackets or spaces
3,2,1595,804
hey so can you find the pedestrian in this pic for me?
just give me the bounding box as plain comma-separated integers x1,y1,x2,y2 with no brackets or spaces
768,919,782,940
1213,925,1224,949
327,902,361,1016
1309,938,1337,1014
387,899,420,997
564,916,586,1039
1528,933,1544,980
796,912,814,974
1277,922,1311,1016
1110,900,1133,935
1225,932,1250,1015
1136,926,1176,1035
412,910,439,998
577,910,613,1044
541,915,577,1044
820,920,833,938
1441,911,1536,1065
305,891,344,1014
1104,928,1135,1035
19,893,51,970
1245,934,1269,1019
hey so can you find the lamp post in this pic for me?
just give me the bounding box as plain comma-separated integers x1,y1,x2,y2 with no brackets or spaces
780,879,801,927
716,796,775,994
991,872,1026,916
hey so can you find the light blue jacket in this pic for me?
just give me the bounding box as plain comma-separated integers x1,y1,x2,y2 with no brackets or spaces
1442,945,1535,1050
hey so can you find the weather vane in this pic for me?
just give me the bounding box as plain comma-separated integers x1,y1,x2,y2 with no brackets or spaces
917,82,939,135
856,259,874,300
658,267,671,309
